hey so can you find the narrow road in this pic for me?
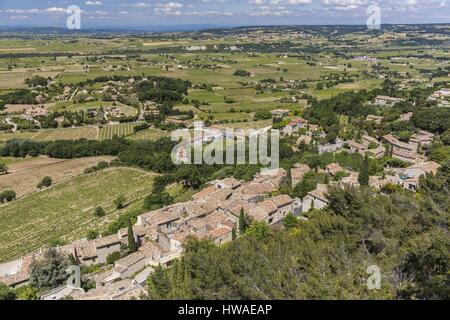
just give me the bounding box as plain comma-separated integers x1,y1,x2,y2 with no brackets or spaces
5,117,17,132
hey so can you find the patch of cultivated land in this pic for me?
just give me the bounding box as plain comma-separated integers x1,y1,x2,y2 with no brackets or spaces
0,167,157,262
0,156,115,198
0,131,39,144
99,123,136,140
127,128,169,141
32,127,99,141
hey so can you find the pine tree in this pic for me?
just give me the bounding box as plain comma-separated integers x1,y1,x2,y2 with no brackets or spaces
232,227,237,240
127,219,137,253
358,155,370,186
239,208,247,234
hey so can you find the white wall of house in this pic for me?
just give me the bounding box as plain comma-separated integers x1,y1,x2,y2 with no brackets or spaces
301,195,328,213
170,239,183,253
276,203,293,221
212,232,232,245
0,258,22,277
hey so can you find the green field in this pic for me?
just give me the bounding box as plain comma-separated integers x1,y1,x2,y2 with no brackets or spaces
0,167,156,262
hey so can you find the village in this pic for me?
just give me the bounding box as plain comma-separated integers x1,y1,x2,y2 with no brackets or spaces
0,110,441,299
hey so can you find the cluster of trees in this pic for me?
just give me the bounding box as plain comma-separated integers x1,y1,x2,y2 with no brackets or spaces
147,163,449,299
1,137,128,159
133,77,190,104
411,108,450,134
233,69,251,77
0,89,38,105
25,75,49,88
84,160,113,174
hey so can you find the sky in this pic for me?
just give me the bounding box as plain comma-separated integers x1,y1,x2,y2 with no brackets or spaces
0,0,449,29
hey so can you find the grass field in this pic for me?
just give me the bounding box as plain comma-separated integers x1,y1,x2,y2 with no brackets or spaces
0,131,39,144
0,156,115,198
99,123,136,140
0,167,157,262
32,127,99,141
0,156,37,166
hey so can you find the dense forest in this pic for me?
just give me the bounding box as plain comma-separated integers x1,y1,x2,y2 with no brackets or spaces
147,164,450,300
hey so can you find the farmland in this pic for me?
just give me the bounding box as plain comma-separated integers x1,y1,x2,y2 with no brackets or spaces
127,128,169,141
99,123,136,140
32,127,99,141
0,156,115,198
0,167,157,262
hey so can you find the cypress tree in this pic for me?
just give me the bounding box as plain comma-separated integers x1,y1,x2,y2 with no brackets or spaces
127,219,137,253
358,155,370,186
239,208,247,234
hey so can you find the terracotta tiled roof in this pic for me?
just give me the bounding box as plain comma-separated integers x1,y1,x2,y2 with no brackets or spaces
95,234,121,249
115,251,146,269
270,194,293,208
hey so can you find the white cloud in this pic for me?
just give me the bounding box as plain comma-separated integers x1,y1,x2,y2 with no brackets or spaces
287,0,312,4
131,2,152,8
45,7,67,13
86,1,103,6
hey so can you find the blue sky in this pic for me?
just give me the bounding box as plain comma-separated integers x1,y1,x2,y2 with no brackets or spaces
0,0,449,28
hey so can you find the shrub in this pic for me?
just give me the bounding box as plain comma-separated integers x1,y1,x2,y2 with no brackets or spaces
94,206,105,217
37,176,52,189
0,190,16,203
106,251,121,265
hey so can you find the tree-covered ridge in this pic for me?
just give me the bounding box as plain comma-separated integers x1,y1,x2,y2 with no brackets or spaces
147,164,450,300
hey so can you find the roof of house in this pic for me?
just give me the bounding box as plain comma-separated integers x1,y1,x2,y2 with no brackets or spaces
139,206,183,227
362,135,379,144
297,135,312,145
201,227,232,240
95,234,121,249
192,185,217,200
376,95,404,102
307,184,329,203
235,182,276,196
80,242,97,259
367,114,384,120
219,177,241,189
114,251,146,269
291,164,310,180
392,148,417,160
383,134,416,151
270,194,293,208
349,140,366,151
139,242,166,258
326,163,343,175
224,198,248,215
249,200,278,221
408,161,441,175
209,188,233,201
